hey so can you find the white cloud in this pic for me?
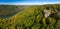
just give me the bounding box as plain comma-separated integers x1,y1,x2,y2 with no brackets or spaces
0,2,60,5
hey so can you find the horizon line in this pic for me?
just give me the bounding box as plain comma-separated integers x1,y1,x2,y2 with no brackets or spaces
0,2,60,5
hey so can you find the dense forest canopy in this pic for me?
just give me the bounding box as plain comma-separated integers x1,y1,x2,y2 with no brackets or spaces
0,4,60,29
0,5,26,18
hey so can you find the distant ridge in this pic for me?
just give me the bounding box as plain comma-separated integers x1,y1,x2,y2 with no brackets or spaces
0,2,60,5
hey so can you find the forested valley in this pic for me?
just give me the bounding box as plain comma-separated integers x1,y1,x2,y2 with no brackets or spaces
0,4,60,29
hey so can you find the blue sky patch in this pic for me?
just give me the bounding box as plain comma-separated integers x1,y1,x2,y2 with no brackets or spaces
0,0,59,5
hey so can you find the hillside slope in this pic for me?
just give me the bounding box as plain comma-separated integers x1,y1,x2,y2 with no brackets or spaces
0,4,60,29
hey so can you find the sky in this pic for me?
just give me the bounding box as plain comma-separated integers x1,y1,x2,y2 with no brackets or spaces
0,0,59,5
